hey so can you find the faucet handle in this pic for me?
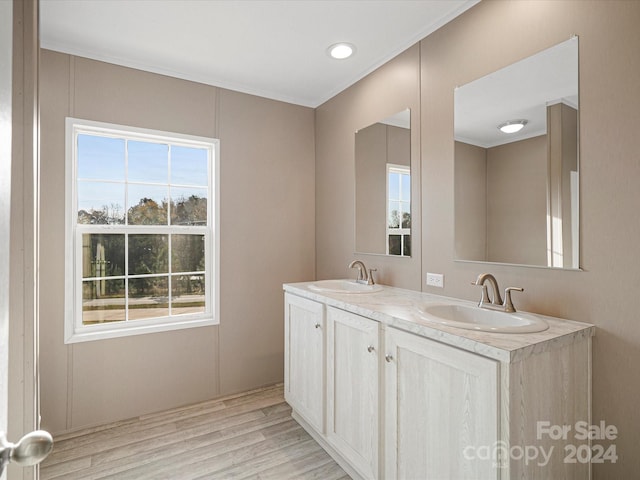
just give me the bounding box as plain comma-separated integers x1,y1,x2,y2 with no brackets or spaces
503,287,524,313
367,269,377,285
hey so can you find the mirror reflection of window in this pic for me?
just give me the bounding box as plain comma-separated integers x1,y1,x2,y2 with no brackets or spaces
387,164,411,256
354,109,411,256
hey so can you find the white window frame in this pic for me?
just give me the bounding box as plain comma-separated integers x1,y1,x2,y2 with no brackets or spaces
64,118,220,343
386,163,411,257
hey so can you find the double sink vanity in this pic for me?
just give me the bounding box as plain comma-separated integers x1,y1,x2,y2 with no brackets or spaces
283,35,590,480
283,276,594,479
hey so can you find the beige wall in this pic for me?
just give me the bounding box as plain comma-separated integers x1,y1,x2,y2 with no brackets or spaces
316,44,422,289
217,88,316,394
317,1,640,476
419,1,640,477
454,141,487,261
456,122,576,267
486,135,548,265
39,50,315,433
455,136,548,265
355,122,387,254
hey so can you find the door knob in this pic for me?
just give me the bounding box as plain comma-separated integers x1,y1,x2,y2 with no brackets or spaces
385,354,393,363
0,430,53,474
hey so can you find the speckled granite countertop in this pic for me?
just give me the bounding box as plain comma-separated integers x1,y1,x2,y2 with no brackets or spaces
283,281,594,363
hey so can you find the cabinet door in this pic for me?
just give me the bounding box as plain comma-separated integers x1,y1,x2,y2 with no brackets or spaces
284,293,325,433
384,327,499,480
327,307,380,480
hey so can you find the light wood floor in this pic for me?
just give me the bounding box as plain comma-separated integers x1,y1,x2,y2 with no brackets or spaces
41,383,349,480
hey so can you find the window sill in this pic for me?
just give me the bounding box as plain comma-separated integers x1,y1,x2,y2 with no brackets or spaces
64,315,218,344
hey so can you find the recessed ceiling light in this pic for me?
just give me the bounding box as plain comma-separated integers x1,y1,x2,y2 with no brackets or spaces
498,120,528,134
328,43,356,60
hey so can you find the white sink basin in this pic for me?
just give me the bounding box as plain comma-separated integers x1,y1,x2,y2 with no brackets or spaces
308,279,383,294
416,303,549,333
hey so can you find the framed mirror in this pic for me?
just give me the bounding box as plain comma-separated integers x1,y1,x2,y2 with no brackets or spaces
454,37,579,269
355,109,411,256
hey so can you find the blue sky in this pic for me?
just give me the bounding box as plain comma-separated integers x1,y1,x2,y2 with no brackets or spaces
77,134,209,218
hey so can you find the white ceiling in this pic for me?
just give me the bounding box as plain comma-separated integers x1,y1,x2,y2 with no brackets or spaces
454,37,579,148
39,0,479,108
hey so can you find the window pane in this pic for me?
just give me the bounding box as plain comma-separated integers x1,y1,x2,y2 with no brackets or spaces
172,146,208,186
77,181,125,224
389,172,400,200
82,234,125,278
172,235,205,273
389,235,401,255
128,141,168,184
403,234,411,257
172,274,205,316
77,134,125,181
128,234,168,275
82,278,125,325
401,174,411,202
388,202,400,228
127,184,168,225
170,187,207,226
128,276,169,321
401,206,411,229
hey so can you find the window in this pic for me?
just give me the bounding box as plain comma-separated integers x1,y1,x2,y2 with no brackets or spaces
65,118,219,343
387,164,411,256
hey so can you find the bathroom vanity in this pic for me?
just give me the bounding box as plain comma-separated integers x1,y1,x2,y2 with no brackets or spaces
283,281,594,480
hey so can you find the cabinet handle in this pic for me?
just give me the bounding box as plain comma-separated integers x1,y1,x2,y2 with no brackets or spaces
314,323,321,329
385,354,393,363
367,345,375,353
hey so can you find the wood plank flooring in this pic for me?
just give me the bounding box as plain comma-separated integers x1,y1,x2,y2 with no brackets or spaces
41,383,349,480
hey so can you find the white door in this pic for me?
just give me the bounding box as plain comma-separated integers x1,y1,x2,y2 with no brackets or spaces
1,2,52,478
326,307,379,480
384,327,499,480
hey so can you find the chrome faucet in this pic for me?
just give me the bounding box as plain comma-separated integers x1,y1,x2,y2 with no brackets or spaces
348,260,377,285
472,273,523,313
473,273,502,307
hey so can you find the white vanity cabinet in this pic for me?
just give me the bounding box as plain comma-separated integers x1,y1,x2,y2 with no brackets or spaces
283,293,325,433
326,307,380,479
384,326,499,480
283,284,593,480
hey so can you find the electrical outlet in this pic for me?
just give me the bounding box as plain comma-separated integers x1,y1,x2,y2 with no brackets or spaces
426,272,444,288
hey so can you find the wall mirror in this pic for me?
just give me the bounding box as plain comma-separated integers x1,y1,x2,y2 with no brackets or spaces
355,109,411,256
454,37,579,269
